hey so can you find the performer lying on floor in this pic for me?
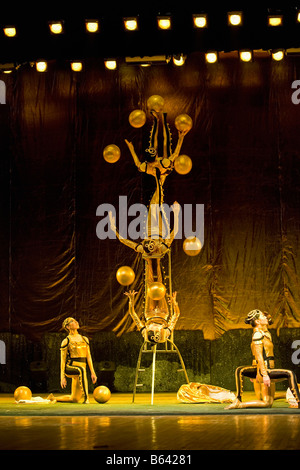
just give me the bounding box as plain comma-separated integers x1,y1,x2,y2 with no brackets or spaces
226,309,300,409
48,317,97,403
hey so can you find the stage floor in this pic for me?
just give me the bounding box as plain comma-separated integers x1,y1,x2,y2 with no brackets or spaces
1,392,300,451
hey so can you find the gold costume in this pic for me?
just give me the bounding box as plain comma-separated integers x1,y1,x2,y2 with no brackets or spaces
127,291,180,344
50,318,97,404
58,335,91,403
177,382,235,404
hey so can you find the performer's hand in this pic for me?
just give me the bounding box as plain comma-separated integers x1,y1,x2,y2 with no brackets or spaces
168,291,177,304
172,201,180,215
124,290,138,301
263,375,271,387
61,377,67,389
91,373,97,384
178,128,190,138
124,139,134,151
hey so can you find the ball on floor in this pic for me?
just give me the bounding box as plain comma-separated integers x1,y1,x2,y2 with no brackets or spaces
14,386,32,402
93,386,111,403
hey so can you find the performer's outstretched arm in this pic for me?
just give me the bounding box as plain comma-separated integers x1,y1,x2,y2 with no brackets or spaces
124,139,142,168
167,291,180,332
170,129,189,162
124,290,145,331
109,211,138,251
164,201,180,247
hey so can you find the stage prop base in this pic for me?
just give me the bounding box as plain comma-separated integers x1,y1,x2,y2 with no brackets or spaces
132,340,189,405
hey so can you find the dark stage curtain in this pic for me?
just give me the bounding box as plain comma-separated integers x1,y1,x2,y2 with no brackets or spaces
1,52,300,341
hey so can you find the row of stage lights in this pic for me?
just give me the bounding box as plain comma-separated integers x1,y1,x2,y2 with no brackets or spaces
0,49,289,74
1,11,298,73
2,10,300,37
3,10,300,37
1,49,290,74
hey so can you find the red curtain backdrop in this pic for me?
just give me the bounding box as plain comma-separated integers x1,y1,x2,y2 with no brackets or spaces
1,52,300,340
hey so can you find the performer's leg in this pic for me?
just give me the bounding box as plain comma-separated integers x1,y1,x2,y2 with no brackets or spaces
269,369,300,408
253,379,262,400
49,363,89,403
227,383,274,409
52,376,82,403
234,366,257,401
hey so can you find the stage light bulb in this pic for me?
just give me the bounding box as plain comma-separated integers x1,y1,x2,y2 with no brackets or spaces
4,27,16,37
85,20,99,33
36,61,47,72
193,14,207,28
157,17,171,30
105,60,117,70
297,11,300,23
124,18,138,31
173,55,185,66
228,12,242,26
71,61,83,71
272,50,284,61
268,16,282,26
240,51,252,62
205,52,218,63
49,22,63,34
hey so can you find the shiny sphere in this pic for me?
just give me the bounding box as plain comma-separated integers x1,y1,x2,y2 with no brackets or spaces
103,144,121,163
147,282,166,300
116,266,135,286
93,385,111,403
183,236,202,256
14,386,32,402
129,109,147,128
174,155,193,175
175,114,193,132
147,95,165,113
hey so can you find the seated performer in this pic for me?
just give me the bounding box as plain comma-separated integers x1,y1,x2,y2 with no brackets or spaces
226,309,300,409
48,317,97,403
124,289,180,344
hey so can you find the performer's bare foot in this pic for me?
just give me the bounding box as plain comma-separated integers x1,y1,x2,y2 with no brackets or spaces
46,393,57,403
225,398,242,409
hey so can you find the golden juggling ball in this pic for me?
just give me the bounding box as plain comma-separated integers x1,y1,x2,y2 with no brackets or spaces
116,266,135,286
103,144,121,163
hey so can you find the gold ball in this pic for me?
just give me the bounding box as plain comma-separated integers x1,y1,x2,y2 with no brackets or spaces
175,114,193,132
116,266,135,286
147,282,166,300
174,155,192,175
147,95,165,113
183,237,202,256
14,386,32,402
93,386,111,403
129,109,146,128
103,144,121,163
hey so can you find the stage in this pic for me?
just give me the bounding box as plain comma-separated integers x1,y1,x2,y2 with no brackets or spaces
1,392,300,451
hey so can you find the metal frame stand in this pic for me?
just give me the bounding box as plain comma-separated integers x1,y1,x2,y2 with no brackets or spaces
132,338,189,405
